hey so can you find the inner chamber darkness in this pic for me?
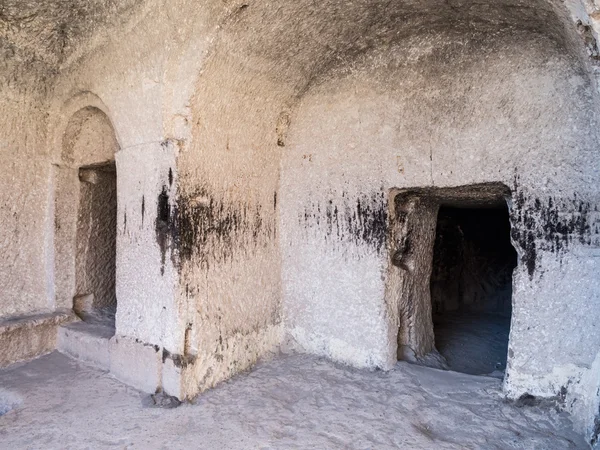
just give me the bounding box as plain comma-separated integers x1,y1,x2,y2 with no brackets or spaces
75,162,117,329
430,205,517,376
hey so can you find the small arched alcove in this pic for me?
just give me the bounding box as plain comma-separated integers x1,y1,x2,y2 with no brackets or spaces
55,106,120,331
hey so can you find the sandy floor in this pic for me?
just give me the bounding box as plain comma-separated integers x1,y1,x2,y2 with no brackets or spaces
0,352,586,449
434,311,511,376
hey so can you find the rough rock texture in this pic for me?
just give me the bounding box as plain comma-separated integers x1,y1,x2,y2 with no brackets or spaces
54,107,119,312
75,165,117,309
279,24,600,445
0,0,148,68
57,320,113,368
2,0,600,445
384,185,513,365
0,311,74,367
113,141,180,377
391,193,439,364
0,46,52,318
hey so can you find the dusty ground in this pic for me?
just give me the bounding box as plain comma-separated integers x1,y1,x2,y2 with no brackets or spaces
0,352,587,449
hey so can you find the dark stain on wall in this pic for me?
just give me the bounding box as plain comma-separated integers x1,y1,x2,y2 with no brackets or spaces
158,187,171,224
155,186,171,275
301,191,388,252
591,410,600,447
162,348,196,369
141,195,145,225
172,186,275,270
511,175,599,278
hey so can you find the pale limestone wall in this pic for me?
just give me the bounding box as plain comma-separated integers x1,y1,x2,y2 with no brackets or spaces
3,0,600,443
280,30,600,440
114,141,179,351
0,43,53,318
1,0,155,322
0,153,53,317
46,0,288,398
174,55,285,398
61,107,117,166
45,2,229,396
40,5,600,439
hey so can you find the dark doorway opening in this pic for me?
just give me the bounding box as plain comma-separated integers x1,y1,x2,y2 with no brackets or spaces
430,205,517,376
74,162,117,332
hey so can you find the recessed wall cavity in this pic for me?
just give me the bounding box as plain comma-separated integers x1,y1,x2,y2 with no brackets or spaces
431,205,517,376
54,106,119,319
389,183,514,372
75,162,117,325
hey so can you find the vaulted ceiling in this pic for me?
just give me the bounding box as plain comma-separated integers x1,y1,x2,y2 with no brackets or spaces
0,0,148,70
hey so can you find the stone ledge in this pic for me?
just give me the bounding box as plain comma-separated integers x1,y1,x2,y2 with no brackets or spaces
57,326,163,394
0,310,76,368
58,321,114,370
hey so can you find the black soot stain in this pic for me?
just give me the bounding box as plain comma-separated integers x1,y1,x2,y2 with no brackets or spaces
141,196,145,225
301,191,388,252
162,348,196,368
155,186,171,275
172,186,275,270
511,174,598,279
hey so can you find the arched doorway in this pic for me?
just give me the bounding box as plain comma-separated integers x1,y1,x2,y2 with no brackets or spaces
55,106,119,331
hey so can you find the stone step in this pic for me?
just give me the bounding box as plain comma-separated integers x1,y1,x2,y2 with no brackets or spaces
57,321,115,370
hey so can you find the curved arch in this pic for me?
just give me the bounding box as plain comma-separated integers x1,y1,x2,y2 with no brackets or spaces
60,106,119,166
48,91,121,164
167,0,600,422
163,0,599,149
51,94,120,321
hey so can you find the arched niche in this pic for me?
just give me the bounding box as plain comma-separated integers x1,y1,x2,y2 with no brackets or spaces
53,106,120,330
